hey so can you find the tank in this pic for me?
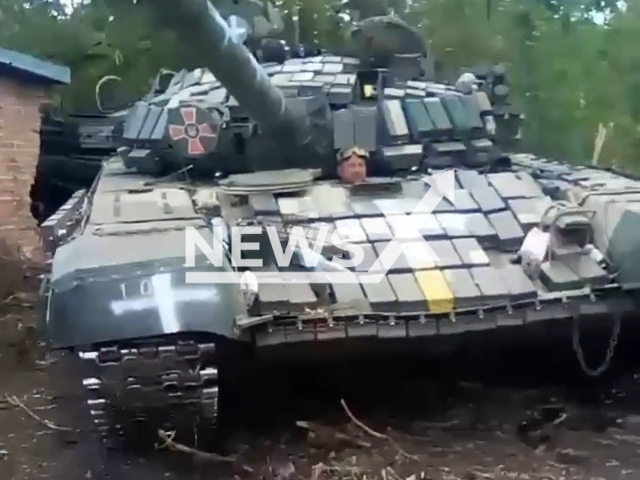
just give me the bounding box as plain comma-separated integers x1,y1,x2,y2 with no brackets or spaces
37,0,639,451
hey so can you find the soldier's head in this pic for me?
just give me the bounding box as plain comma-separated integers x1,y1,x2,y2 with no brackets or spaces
337,146,368,184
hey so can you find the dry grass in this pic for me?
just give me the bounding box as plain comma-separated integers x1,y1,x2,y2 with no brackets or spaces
0,236,44,356
0,237,27,302
0,237,44,302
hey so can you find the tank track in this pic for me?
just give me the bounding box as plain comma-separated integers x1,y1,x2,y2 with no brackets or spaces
78,339,219,447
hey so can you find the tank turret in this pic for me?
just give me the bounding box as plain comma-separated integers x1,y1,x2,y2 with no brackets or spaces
118,0,439,178
32,0,522,224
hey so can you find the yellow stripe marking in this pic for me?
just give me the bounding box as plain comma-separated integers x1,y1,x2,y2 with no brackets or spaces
415,270,454,313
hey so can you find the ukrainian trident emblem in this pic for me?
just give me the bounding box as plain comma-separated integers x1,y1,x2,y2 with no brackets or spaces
166,105,220,156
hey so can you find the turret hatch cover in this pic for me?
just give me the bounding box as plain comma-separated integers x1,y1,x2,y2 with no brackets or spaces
219,169,317,193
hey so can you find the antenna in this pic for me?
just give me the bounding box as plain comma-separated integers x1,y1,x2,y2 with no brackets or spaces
293,2,300,45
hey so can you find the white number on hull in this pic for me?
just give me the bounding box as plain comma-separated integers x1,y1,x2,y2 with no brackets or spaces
119,279,153,299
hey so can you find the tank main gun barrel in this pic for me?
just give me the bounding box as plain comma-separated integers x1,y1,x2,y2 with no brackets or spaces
146,0,308,146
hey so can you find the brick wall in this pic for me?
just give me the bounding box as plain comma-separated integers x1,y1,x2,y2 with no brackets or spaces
0,76,49,261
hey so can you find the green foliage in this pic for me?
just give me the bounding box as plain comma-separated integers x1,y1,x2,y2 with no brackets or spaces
1,0,639,168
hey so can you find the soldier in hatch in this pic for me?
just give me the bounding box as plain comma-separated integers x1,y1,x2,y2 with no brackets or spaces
337,146,368,184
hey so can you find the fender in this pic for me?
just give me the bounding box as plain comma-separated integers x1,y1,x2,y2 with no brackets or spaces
44,259,248,349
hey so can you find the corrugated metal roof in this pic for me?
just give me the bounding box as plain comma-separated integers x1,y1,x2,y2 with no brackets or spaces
0,47,70,85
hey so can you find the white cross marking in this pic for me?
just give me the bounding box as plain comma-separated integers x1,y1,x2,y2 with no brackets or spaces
228,15,248,44
109,273,219,333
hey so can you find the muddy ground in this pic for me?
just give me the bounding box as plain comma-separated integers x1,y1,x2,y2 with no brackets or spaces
2,249,640,480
